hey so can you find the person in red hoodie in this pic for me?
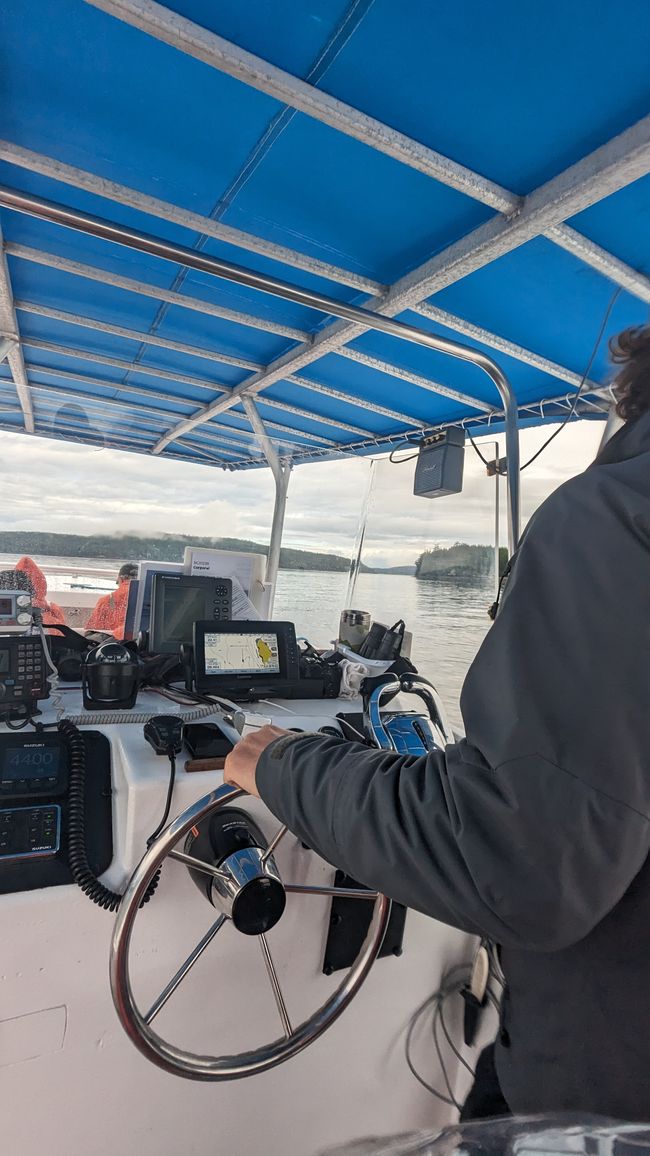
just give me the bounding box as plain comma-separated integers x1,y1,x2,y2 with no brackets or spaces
13,557,66,628
86,563,138,637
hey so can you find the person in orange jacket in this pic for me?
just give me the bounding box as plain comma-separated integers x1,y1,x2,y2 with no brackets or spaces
86,563,138,637
13,556,66,628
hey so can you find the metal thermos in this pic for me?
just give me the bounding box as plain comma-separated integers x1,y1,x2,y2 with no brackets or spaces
338,609,371,652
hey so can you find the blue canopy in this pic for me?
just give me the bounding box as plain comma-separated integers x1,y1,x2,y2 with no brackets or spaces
0,0,648,470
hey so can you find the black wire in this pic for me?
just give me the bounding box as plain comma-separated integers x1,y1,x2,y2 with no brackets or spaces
520,286,622,471
5,716,32,730
432,1001,462,1109
389,445,420,464
157,684,228,710
465,426,493,468
147,751,177,846
439,992,476,1079
404,967,473,1109
456,286,624,477
405,995,456,1106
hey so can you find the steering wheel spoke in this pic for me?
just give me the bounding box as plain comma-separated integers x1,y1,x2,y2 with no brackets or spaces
168,848,227,880
259,934,292,1038
260,824,288,867
284,883,378,900
145,914,228,1025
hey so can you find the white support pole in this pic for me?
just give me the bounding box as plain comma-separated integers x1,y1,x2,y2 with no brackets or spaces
0,226,33,432
0,336,15,363
265,462,292,605
242,395,283,484
243,396,292,600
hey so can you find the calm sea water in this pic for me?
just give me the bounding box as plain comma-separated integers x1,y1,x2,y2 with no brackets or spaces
0,554,494,728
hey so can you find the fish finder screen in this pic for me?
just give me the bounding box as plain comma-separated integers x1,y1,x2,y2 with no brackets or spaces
0,649,9,673
162,585,208,644
204,632,281,677
0,597,12,617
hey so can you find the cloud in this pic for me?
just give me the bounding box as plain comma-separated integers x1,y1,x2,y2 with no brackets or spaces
0,420,604,566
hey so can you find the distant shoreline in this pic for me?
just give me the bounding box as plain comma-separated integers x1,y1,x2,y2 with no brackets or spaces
0,532,416,577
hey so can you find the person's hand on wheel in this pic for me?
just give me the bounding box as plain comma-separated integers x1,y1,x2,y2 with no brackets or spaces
223,725,291,797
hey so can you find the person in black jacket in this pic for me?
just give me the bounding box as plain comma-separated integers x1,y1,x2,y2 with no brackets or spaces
224,326,650,1121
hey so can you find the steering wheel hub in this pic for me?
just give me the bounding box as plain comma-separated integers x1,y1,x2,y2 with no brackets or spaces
210,847,287,935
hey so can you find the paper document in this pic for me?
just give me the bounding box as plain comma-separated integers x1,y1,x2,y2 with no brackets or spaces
231,577,261,621
184,548,266,606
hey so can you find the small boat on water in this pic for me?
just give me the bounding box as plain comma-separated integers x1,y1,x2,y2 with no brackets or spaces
0,2,648,1153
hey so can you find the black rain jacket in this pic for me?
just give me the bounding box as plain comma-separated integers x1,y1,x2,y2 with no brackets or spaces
257,412,650,1119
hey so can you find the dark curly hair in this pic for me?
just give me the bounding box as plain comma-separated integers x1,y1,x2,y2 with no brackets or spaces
610,325,650,422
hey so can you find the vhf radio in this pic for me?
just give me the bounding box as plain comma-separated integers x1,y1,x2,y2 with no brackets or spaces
0,634,49,720
0,589,34,631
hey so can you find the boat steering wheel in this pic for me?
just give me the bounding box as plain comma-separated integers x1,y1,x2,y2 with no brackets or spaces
110,782,391,1079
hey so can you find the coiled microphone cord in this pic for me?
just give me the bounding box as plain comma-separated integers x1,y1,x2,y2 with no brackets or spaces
59,718,160,912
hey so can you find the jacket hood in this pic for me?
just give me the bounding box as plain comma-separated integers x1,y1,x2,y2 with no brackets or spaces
593,410,650,467
16,556,48,603
15,556,66,626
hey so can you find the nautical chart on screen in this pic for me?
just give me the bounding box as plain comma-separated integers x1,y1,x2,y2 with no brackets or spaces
204,631,281,677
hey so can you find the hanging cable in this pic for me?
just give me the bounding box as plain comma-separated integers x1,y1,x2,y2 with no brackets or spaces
465,425,493,468
36,618,65,721
146,752,177,846
389,438,421,464
419,287,623,478
520,286,623,471
404,964,475,1111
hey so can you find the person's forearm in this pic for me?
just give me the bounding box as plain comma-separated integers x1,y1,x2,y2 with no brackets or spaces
256,730,650,952
256,731,484,937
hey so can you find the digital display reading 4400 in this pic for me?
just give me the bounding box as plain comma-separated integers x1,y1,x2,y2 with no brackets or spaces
4,747,61,781
204,632,281,677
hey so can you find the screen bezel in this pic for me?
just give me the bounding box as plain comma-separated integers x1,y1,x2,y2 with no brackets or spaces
0,734,68,792
149,574,233,654
193,620,299,692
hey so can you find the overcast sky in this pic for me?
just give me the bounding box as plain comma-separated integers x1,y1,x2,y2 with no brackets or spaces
0,419,605,567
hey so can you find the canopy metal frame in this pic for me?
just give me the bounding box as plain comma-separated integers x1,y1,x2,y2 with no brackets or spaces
0,184,522,553
1,1,649,572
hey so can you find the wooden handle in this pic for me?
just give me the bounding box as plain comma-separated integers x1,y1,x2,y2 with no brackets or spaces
184,757,227,773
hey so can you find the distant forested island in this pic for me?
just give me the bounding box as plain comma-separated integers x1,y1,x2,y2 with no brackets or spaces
0,531,508,579
0,531,415,576
416,543,509,581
